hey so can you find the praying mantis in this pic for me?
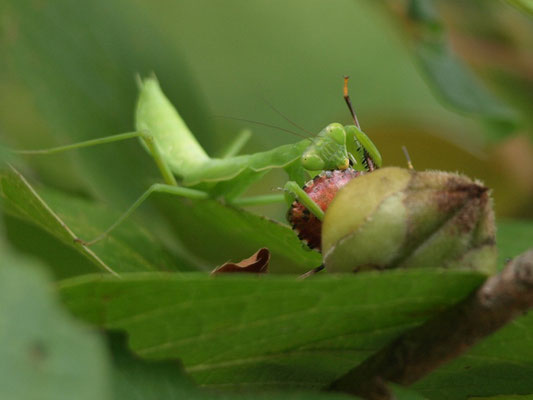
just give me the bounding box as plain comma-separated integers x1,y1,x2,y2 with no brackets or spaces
15,76,382,246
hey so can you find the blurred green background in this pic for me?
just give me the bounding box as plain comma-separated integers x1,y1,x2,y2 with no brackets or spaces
1,0,532,258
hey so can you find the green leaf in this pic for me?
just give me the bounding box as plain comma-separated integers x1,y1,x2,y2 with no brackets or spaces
155,193,322,273
0,164,320,274
497,219,533,267
0,251,111,400
472,396,533,400
59,269,486,391
390,384,430,400
505,0,533,15
0,165,184,276
409,240,533,399
412,307,533,399
403,0,519,141
3,213,97,280
108,333,354,400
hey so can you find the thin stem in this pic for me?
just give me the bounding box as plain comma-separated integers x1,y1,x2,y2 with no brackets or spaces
297,264,325,280
402,146,414,170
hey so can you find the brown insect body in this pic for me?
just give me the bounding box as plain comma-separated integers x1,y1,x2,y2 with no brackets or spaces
287,168,362,250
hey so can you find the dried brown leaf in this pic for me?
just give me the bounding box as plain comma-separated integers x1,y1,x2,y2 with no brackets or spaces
210,248,270,274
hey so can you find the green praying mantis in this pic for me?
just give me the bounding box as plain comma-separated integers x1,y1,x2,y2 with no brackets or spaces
15,76,382,246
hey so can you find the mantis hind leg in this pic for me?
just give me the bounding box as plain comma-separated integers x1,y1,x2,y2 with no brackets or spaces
12,131,178,186
75,183,209,246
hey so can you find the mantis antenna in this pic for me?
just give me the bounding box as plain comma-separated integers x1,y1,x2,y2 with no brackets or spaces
402,145,414,170
261,98,315,137
212,115,312,140
343,76,360,129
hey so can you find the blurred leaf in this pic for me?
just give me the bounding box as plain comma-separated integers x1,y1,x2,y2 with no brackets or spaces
390,385,430,400
59,269,485,391
1,0,211,208
0,251,111,400
497,219,533,267
109,333,354,400
0,145,9,163
395,0,519,141
505,0,533,15
0,165,185,276
3,213,96,280
155,194,322,273
472,396,533,400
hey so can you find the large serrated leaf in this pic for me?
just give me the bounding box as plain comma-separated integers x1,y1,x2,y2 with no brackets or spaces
155,193,322,273
59,269,486,391
0,164,320,274
109,333,355,400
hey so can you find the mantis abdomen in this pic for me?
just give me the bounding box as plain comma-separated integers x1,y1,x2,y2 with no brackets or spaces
135,77,210,175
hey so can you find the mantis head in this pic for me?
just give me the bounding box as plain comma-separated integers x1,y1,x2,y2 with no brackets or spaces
301,122,382,173
301,123,350,172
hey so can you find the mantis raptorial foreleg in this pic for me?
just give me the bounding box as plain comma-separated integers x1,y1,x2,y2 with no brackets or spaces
283,181,325,221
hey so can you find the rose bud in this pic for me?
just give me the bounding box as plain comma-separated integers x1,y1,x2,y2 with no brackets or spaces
322,167,497,274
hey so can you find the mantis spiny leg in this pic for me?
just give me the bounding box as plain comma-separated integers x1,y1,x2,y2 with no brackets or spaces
284,181,325,221
13,131,178,186
75,183,209,246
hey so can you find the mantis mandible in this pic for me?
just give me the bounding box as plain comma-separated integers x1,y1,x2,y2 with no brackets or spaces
15,76,382,245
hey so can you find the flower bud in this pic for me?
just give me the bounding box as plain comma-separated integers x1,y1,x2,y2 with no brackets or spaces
322,167,497,274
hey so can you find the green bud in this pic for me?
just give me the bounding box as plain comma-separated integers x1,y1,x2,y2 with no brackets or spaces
322,167,497,274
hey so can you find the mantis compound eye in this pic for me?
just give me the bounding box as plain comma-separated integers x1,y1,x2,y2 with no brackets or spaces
326,123,346,145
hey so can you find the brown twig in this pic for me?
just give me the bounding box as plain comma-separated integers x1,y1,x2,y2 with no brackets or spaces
328,249,533,400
